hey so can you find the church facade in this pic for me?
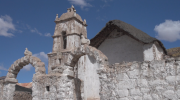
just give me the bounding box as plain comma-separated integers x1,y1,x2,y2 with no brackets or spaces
1,6,180,100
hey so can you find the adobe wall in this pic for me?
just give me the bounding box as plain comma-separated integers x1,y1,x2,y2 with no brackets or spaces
98,57,180,100
98,34,144,64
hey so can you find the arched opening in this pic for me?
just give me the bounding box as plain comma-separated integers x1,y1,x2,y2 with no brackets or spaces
65,45,108,100
62,31,67,49
3,53,46,100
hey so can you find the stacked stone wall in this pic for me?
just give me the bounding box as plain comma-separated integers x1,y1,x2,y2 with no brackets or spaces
13,91,32,100
98,58,180,100
0,80,4,100
32,74,75,100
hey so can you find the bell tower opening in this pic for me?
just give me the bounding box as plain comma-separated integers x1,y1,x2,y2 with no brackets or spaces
62,32,67,49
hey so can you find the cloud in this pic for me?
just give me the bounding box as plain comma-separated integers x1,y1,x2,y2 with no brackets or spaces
96,16,107,21
154,20,180,42
0,65,8,71
23,52,48,71
100,3,110,8
31,28,42,35
23,64,32,71
100,0,113,8
45,33,51,37
101,0,113,3
26,24,42,35
68,0,92,8
0,15,15,37
33,52,48,62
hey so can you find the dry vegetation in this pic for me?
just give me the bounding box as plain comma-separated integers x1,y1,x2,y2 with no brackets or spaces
167,47,180,57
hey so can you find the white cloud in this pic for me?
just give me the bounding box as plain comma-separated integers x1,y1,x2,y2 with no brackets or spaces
33,52,48,62
68,0,92,8
96,16,107,21
23,52,48,71
26,24,42,35
0,15,15,37
31,28,42,35
23,64,32,71
101,0,113,3
154,20,180,42
0,65,8,71
45,33,51,37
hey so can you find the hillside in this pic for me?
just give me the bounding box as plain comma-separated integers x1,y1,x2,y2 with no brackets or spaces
167,47,180,57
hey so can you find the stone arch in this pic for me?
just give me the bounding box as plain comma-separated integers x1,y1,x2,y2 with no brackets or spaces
64,44,108,100
65,44,108,68
5,48,46,83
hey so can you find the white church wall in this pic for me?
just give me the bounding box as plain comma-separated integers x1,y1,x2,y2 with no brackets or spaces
98,34,144,64
143,43,164,61
67,35,81,50
77,55,100,100
143,43,154,61
98,59,180,100
154,42,164,60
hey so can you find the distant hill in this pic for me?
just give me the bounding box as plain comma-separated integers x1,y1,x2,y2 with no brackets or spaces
167,47,180,57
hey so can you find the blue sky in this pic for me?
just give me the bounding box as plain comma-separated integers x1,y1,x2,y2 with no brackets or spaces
0,0,180,83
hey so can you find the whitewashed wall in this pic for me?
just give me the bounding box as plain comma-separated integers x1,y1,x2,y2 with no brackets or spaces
143,43,154,61
76,55,100,100
143,43,164,61
98,34,144,64
67,35,81,50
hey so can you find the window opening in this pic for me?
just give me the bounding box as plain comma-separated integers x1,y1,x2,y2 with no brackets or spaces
62,32,67,49
46,86,50,91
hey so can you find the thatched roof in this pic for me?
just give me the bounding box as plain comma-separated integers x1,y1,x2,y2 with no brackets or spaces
167,47,180,57
90,20,167,54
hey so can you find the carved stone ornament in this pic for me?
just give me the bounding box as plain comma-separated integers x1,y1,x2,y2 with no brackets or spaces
24,48,32,56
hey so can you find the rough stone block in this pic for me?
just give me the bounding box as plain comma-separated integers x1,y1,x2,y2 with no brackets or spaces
137,79,148,88
116,89,128,98
118,79,136,89
119,97,129,100
163,90,177,100
151,94,159,100
140,88,150,94
117,73,129,81
127,69,140,79
143,94,152,100
129,88,142,96
133,96,142,100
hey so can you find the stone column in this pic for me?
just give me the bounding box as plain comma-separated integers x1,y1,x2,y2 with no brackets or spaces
3,78,17,100
57,65,75,100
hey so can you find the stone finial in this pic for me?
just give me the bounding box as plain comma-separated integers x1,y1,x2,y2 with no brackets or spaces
56,14,58,19
24,48,32,56
71,5,74,8
81,34,90,45
83,19,86,25
67,5,76,12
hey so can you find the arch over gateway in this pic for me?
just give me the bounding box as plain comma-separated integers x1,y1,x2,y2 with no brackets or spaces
64,44,109,100
5,48,46,83
65,44,108,68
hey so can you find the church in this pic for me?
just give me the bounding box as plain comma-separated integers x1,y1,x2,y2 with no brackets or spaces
1,6,180,100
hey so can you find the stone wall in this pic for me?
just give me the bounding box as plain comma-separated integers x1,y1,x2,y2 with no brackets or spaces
98,57,180,100
0,80,3,100
32,74,76,100
13,91,32,100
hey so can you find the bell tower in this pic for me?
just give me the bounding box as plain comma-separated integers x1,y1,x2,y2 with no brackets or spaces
48,5,88,74
52,5,87,52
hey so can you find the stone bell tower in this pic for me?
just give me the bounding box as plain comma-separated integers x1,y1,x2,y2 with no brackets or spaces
48,5,88,74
